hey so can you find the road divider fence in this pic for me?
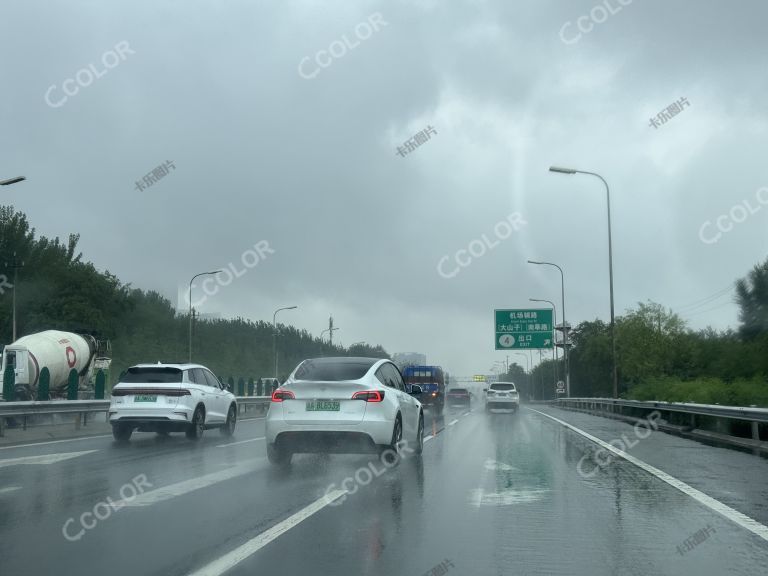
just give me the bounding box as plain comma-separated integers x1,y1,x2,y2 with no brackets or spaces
0,396,270,437
554,397,768,453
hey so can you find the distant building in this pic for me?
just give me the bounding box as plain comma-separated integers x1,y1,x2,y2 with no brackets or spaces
392,352,427,368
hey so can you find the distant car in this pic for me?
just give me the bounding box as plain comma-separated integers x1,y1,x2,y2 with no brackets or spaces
446,387,471,409
109,363,237,442
485,381,519,413
265,357,424,465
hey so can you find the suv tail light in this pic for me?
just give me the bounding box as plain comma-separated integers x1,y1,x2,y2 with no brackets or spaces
111,388,191,397
352,390,385,402
271,389,295,402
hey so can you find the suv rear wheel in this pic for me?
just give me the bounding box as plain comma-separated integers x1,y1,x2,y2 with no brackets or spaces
112,423,132,442
186,406,205,440
220,405,236,436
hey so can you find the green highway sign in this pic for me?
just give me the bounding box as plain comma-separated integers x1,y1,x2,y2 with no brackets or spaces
494,308,554,350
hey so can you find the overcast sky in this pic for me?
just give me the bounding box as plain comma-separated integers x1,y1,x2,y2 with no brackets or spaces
2,0,767,377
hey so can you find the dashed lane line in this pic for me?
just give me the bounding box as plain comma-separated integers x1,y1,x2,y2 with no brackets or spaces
186,490,347,576
0,450,99,468
215,437,265,448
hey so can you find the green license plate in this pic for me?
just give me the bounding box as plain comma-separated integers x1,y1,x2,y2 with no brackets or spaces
306,400,340,411
134,395,157,403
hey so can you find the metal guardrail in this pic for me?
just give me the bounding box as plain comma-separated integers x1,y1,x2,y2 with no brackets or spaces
0,396,271,436
555,397,767,445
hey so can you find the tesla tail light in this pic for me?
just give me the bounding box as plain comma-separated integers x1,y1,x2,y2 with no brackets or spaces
352,390,385,402
271,389,295,402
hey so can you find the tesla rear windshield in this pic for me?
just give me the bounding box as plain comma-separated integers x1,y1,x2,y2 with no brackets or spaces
293,361,372,381
120,367,183,383
491,383,515,391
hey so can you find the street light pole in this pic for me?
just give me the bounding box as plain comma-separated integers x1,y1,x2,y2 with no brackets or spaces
530,298,558,386
273,306,298,379
2,173,27,338
527,260,569,396
188,270,222,362
513,352,530,400
9,253,23,342
549,166,617,398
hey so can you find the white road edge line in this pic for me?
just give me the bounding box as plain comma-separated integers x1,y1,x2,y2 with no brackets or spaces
423,435,434,443
0,435,113,451
187,489,348,576
215,437,265,448
448,419,459,426
0,486,22,494
528,407,768,543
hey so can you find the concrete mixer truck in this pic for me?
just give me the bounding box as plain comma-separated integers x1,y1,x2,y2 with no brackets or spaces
1,330,111,400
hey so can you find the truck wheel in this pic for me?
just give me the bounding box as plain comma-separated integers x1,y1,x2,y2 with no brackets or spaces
267,443,292,465
186,407,205,440
112,424,132,442
220,405,236,436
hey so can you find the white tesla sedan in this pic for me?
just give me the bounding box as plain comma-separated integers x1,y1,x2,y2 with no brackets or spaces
265,357,424,465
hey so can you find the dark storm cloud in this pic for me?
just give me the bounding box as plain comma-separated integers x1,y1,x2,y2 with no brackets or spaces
2,0,766,374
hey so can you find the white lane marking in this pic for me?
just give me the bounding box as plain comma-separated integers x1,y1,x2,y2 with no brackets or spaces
423,435,434,443
448,419,459,426
484,458,517,472
215,437,265,448
469,487,550,506
528,408,768,543
113,461,259,508
0,486,22,494
0,435,113,451
0,449,98,468
187,489,347,576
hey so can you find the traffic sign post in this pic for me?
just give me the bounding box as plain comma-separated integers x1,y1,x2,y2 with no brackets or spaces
494,309,554,350
556,380,566,394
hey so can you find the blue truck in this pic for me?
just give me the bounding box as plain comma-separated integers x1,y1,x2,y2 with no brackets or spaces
401,365,446,412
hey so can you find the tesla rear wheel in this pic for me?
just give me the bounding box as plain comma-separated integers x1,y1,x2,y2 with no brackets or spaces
186,407,205,440
414,413,424,455
267,443,292,465
380,415,403,465
220,405,236,436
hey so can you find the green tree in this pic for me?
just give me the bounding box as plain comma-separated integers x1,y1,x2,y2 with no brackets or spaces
736,259,768,339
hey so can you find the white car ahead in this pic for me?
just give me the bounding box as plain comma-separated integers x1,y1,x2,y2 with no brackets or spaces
265,357,424,465
485,381,520,412
109,363,237,442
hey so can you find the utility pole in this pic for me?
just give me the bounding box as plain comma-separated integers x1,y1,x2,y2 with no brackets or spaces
9,252,23,342
327,315,338,346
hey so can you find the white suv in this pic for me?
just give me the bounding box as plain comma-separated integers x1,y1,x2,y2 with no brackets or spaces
485,382,520,412
109,363,237,442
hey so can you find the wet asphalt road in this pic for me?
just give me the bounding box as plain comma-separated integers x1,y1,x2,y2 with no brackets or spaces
1,406,767,576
